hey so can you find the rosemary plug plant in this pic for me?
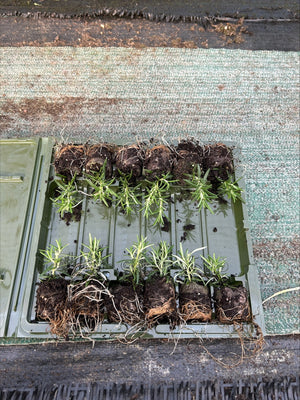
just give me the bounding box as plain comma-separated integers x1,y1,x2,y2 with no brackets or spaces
148,241,174,281
143,173,176,226
202,253,251,323
201,253,228,286
184,166,217,214
218,175,244,203
116,172,142,216
85,161,116,207
51,174,82,218
39,240,71,279
78,233,111,281
121,236,152,289
173,243,206,285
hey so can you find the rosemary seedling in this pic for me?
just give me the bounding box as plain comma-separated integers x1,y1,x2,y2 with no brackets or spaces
85,162,116,207
116,173,142,216
184,166,217,214
218,175,244,203
173,243,206,284
201,253,228,286
39,240,71,279
78,233,110,281
121,236,152,288
51,174,82,218
143,173,176,226
149,241,173,279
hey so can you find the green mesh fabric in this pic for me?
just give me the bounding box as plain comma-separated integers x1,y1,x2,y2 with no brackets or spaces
0,48,299,334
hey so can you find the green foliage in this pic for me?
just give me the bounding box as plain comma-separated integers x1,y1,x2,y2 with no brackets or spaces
143,173,176,226
78,234,110,281
51,174,82,217
122,236,152,288
201,253,228,286
116,173,142,216
85,162,116,207
184,167,217,214
149,241,173,279
39,240,70,279
218,175,244,203
173,243,205,284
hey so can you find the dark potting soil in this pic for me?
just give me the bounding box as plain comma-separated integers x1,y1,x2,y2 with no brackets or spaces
53,142,235,186
183,224,195,231
179,282,212,322
35,277,68,321
214,286,251,323
62,202,82,225
115,144,144,179
105,282,144,325
203,143,234,184
54,144,85,179
173,141,204,183
176,141,203,153
143,145,174,179
180,224,196,242
161,216,171,232
85,144,115,177
144,276,177,324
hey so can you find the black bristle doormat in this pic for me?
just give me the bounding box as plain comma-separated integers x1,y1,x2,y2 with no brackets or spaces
1,377,299,400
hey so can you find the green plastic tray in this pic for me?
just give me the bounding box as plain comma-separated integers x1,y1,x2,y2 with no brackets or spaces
2,139,265,339
0,138,53,338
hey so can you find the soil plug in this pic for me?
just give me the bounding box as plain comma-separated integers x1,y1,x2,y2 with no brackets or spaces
143,144,174,179
68,234,111,333
203,143,234,185
144,241,177,325
54,144,85,180
115,144,144,179
85,143,115,177
106,236,151,325
36,240,73,338
174,243,211,322
202,253,251,323
173,140,204,184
